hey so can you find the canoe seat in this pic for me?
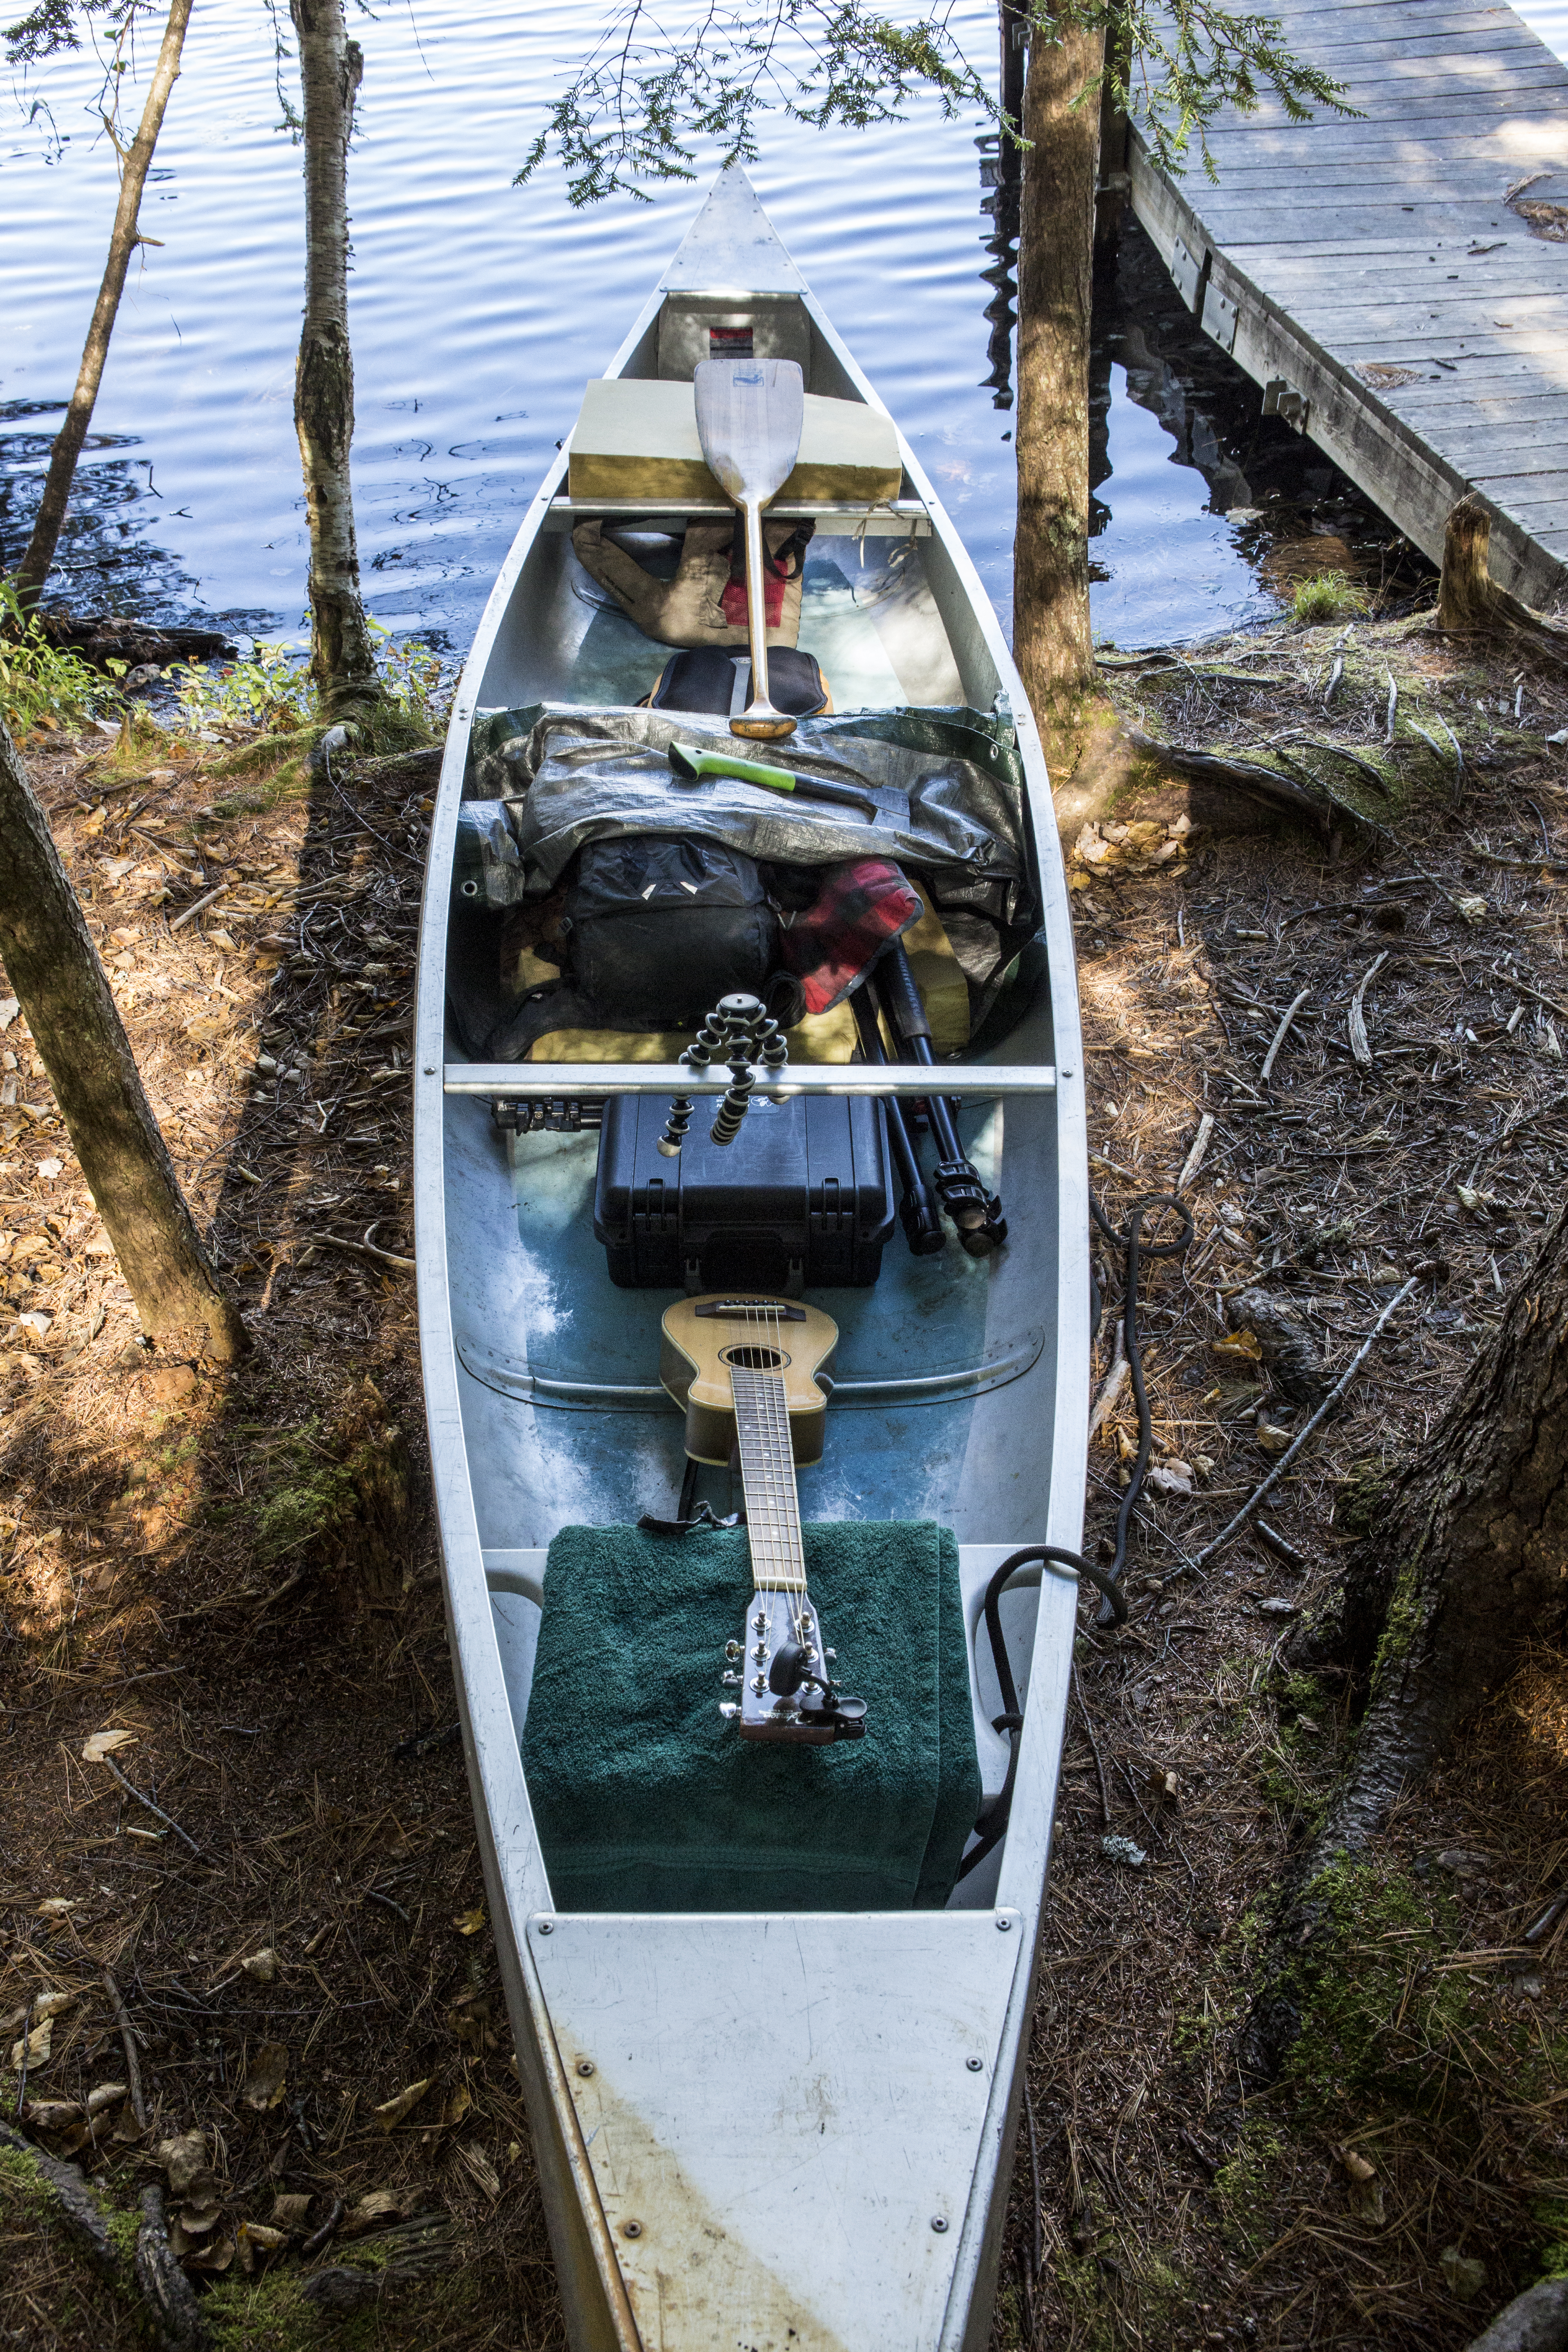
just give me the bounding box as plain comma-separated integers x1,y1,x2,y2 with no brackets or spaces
568,377,903,507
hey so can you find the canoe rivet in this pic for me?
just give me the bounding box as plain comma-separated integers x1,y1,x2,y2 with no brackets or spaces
931,2217,949,2234
622,2220,643,2238
577,2060,595,2076
966,2057,983,2072
537,1918,555,1935
996,1915,1013,1931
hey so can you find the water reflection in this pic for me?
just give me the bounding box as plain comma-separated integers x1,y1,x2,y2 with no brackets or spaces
1087,222,1432,644
0,397,230,620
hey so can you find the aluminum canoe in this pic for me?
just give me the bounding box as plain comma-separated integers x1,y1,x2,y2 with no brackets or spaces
413,163,1090,2352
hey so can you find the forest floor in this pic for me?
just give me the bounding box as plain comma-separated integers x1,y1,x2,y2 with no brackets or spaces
0,600,1566,2352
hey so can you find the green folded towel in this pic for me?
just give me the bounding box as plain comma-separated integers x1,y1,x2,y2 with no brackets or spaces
523,1520,981,1913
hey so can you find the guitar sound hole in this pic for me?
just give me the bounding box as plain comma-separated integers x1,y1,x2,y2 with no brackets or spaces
722,1345,786,1370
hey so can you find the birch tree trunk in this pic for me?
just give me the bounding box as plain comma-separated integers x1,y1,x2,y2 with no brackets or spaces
292,0,382,721
0,722,247,1363
11,0,195,608
1011,10,1103,715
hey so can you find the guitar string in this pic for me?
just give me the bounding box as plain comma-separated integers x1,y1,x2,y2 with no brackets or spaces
717,1298,817,1716
766,1298,806,1641
731,1301,807,1677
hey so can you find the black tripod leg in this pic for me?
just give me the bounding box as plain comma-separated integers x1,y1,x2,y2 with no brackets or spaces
851,989,944,1254
873,950,1008,1253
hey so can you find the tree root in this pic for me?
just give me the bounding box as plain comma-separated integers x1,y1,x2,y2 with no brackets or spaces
1241,1203,1568,2084
343,745,441,793
0,2122,209,2349
1123,729,1347,833
136,2184,209,2351
1438,495,1568,675
0,2118,119,2274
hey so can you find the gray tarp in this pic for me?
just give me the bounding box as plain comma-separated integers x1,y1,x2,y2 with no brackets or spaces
468,704,1033,929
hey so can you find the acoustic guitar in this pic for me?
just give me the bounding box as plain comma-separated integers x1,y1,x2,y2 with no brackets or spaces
659,1294,867,1746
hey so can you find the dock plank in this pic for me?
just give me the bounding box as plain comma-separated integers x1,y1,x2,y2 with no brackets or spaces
1126,0,1568,608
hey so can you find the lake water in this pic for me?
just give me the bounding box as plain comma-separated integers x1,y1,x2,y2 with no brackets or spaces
2,0,1483,661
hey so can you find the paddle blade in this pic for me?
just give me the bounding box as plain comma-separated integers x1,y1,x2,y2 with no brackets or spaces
693,358,804,507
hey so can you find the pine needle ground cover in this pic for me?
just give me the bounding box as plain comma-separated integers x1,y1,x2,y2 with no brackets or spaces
0,606,1566,2349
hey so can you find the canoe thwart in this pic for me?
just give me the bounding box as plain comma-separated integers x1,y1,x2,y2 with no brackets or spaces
444,1061,1056,1098
545,497,930,535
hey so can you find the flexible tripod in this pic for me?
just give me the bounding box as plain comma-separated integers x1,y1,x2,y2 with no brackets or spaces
657,993,788,1157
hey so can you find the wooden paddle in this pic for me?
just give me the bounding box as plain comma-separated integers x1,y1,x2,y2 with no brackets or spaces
693,356,806,741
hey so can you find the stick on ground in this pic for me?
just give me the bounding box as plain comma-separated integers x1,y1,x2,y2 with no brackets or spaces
1188,1279,1418,1572
102,1969,148,2130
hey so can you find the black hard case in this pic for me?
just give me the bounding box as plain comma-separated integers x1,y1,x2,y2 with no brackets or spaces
592,1093,896,1291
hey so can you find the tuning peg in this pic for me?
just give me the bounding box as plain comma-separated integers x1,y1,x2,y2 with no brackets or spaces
724,1641,742,1661
721,1671,741,1686
719,1702,739,1720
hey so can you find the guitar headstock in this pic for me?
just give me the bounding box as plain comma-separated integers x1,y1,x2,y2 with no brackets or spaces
719,1586,867,1745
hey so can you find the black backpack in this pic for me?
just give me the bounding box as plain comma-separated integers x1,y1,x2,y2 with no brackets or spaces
564,837,778,1029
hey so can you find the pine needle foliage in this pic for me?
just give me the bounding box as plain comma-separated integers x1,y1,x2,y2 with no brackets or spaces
517,0,1354,207
3,0,149,67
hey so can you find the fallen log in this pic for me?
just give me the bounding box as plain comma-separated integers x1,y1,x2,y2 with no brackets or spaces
27,613,237,670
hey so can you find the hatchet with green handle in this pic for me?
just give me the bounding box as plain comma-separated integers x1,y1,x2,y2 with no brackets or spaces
667,741,898,827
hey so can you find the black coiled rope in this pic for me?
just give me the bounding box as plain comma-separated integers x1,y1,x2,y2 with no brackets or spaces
956,1540,1128,1882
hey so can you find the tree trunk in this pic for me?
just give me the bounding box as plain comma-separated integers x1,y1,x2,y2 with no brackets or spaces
11,0,195,608
1012,9,1103,717
1245,1205,1568,2077
292,0,381,722
1438,494,1568,675
1437,493,1495,634
0,720,247,1364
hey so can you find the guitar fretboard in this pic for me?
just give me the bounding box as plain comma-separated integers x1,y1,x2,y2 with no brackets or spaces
730,1365,807,1594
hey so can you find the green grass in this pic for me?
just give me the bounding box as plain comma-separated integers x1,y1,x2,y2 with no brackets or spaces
1290,572,1368,627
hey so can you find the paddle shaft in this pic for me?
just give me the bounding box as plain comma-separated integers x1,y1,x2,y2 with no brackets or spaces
737,495,787,735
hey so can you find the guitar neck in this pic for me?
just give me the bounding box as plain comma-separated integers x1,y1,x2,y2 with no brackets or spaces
730,1366,807,1594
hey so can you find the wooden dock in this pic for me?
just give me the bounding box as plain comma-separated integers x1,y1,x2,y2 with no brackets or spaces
1121,0,1568,608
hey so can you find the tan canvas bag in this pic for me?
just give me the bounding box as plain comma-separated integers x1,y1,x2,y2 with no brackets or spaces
571,517,811,649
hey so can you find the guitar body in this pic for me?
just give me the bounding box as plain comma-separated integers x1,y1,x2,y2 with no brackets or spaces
659,1294,837,1467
